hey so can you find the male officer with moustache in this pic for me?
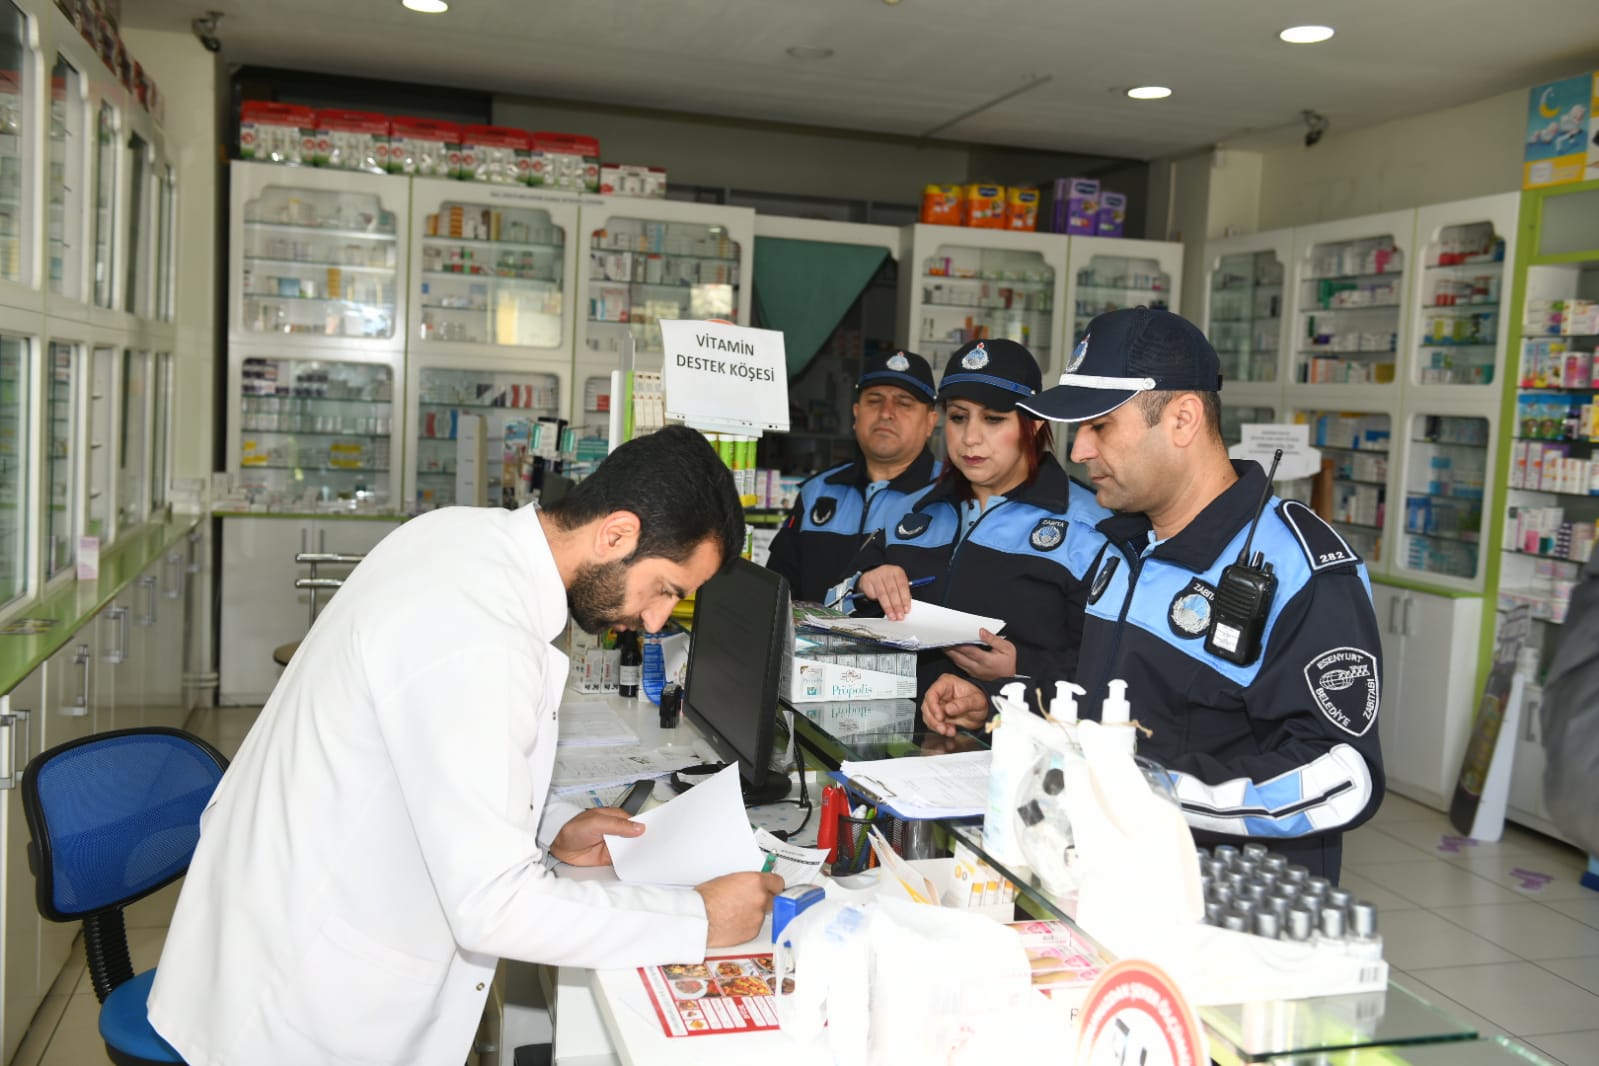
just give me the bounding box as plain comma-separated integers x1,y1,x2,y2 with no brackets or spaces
922,309,1385,882
766,349,941,603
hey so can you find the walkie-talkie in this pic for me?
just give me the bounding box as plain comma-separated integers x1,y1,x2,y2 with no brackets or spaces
1205,449,1283,666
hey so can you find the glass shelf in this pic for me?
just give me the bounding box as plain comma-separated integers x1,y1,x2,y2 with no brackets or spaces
422,269,557,283
924,301,1051,314
1406,527,1480,544
423,235,563,253
1303,302,1404,313
244,462,390,473
1408,487,1485,501
1425,258,1503,272
243,220,396,240
922,273,1050,286
1305,270,1404,284
244,256,394,274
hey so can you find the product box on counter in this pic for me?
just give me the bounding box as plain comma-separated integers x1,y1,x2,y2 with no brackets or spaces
787,606,917,703
600,163,667,198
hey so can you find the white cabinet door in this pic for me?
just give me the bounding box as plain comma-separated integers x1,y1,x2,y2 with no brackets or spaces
98,592,142,731
2,669,45,1066
220,517,402,705
145,549,190,731
1372,586,1483,808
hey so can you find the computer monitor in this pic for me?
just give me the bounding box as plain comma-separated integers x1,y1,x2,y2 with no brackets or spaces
680,558,792,805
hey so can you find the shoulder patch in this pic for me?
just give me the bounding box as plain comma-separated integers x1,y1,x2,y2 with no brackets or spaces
1029,517,1067,551
1304,646,1380,737
809,496,837,526
1278,500,1359,572
895,511,932,540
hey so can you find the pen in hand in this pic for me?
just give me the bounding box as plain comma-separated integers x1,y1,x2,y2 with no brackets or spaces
760,853,778,874
842,575,935,606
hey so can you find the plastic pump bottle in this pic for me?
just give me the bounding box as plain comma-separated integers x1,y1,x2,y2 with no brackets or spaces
983,681,1037,865
1101,678,1135,755
1049,681,1085,723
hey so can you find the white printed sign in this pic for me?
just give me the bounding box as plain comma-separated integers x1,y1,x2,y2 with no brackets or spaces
660,319,789,434
1228,423,1322,481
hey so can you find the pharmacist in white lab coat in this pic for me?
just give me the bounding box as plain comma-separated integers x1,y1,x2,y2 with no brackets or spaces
149,426,783,1066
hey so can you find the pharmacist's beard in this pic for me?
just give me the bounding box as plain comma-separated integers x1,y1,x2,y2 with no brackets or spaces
567,559,642,635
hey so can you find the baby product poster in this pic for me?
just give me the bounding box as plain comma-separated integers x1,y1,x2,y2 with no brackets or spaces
1524,73,1592,188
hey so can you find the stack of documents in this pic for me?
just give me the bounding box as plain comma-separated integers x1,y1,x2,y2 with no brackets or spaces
556,700,640,748
801,601,1004,651
838,750,993,819
549,747,690,796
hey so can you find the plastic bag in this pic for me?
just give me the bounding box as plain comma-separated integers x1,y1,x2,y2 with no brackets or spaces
1540,551,1599,856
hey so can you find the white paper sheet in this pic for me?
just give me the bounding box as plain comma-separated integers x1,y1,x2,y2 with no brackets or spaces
556,700,640,748
802,601,1005,650
549,746,693,796
752,827,826,888
839,750,994,819
608,764,765,886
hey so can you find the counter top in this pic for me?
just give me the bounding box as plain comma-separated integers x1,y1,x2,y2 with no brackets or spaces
0,514,203,693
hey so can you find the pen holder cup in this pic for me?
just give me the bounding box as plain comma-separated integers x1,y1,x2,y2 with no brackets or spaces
831,812,879,875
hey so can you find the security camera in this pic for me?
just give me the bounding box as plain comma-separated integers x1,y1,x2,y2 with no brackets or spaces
1302,110,1329,148
192,10,223,53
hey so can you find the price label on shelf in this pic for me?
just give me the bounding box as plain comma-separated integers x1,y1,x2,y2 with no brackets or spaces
660,319,789,434
1229,423,1323,481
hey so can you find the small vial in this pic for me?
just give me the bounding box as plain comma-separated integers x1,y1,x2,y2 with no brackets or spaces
1205,900,1227,925
1262,854,1288,875
1242,842,1269,862
1214,844,1239,868
1209,884,1235,906
1318,905,1349,951
1327,887,1355,913
1254,910,1282,940
1206,858,1228,880
1303,877,1331,901
1195,846,1212,862
1222,909,1250,933
1233,897,1259,917
1236,858,1260,878
1348,900,1384,961
1271,882,1300,903
1227,871,1249,893
1265,895,1293,921
1286,906,1316,942
1241,882,1269,903
1284,864,1310,884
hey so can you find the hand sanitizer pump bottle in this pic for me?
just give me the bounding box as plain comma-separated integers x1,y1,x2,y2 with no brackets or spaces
1101,679,1135,755
983,682,1034,865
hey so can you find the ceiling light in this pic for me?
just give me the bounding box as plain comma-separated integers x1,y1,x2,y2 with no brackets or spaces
402,0,449,13
1280,25,1335,44
785,46,834,60
1126,86,1172,101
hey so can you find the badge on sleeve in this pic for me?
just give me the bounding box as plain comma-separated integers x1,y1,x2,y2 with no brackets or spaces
1029,517,1067,551
1280,500,1358,572
1168,579,1215,639
1304,647,1380,736
809,497,837,526
895,512,932,540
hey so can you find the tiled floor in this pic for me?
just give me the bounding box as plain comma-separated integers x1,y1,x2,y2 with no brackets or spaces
12,713,1599,1066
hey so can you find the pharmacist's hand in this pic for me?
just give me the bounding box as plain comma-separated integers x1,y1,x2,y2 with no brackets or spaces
697,872,785,947
922,674,990,737
548,808,643,867
857,565,914,620
942,629,1015,681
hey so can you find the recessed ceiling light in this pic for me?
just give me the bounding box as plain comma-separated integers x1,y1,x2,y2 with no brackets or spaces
785,46,835,60
402,0,449,13
1126,86,1172,101
1280,25,1335,44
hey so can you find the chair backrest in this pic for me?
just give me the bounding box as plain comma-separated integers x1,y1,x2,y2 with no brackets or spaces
22,728,228,923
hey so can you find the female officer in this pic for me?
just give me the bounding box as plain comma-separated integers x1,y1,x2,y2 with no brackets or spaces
851,338,1109,697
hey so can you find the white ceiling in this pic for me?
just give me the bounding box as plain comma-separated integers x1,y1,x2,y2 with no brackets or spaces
123,0,1599,160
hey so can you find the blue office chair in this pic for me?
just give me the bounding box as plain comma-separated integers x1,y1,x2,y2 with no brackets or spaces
21,728,228,1066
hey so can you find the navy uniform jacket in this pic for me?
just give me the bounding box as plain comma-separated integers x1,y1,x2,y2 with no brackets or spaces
765,449,940,605
854,456,1110,696
1073,461,1385,882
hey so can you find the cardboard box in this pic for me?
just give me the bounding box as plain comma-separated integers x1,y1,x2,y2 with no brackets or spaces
787,626,917,703
1049,177,1100,235
600,163,667,198
920,184,962,226
1004,187,1039,231
528,131,601,192
962,183,1007,229
239,101,317,165
1096,190,1127,237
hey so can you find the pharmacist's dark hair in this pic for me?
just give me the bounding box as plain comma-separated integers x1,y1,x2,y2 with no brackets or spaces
544,424,743,569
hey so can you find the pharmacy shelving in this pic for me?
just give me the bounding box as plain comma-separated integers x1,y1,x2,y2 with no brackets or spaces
43,338,82,582
897,224,1067,376
0,324,27,610
44,34,93,320
0,0,40,308
114,347,151,534
1407,196,1517,397
228,161,408,355
1202,231,1290,393
1391,405,1494,590
573,198,754,415
1292,407,1394,568
1064,235,1182,352
1288,211,1413,393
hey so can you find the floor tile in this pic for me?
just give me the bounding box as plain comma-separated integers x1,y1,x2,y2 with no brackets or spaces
1342,825,1440,865
1546,895,1599,930
1407,961,1599,1036
1336,869,1422,911
1537,956,1599,996
37,995,105,1066
1370,794,1450,826
1379,909,1519,970
1379,819,1588,869
1525,1030,1599,1066
1434,903,1599,960
1443,852,1598,900
1389,971,1508,1040
8,994,69,1066
1356,859,1524,908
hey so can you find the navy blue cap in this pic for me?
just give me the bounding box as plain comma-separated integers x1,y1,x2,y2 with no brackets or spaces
856,349,936,404
939,339,1042,413
1019,308,1223,423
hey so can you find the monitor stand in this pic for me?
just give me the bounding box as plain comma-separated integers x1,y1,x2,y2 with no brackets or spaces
670,762,792,807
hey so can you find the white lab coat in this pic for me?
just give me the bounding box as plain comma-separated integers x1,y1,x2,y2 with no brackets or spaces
149,505,708,1066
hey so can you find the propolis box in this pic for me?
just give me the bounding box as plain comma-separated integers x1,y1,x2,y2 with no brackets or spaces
789,606,916,703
